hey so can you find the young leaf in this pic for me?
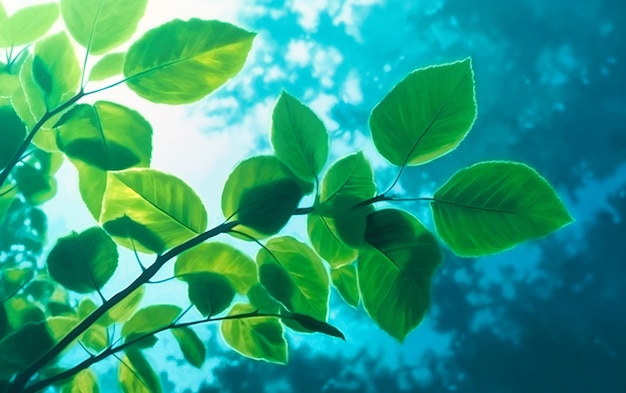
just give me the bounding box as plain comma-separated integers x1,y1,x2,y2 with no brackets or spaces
222,155,310,239
319,151,376,211
118,350,161,393
171,327,206,369
431,161,574,256
72,159,107,220
100,168,208,254
89,52,125,81
220,303,287,364
175,242,257,294
47,316,79,342
61,0,148,55
369,58,477,166
0,3,59,48
61,369,99,393
81,323,108,352
359,209,442,342
14,55,46,127
0,105,26,170
121,305,181,338
270,91,328,182
46,227,118,294
281,311,345,340
256,236,329,321
56,102,153,170
33,32,81,110
331,264,360,308
307,213,357,268
98,286,144,326
185,273,235,317
0,321,55,377
124,19,255,104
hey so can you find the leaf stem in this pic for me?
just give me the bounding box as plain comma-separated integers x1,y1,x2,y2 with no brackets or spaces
7,221,238,393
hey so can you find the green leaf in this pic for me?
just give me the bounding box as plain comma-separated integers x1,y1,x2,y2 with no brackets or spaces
0,184,18,221
4,296,45,328
222,155,310,239
0,4,59,47
15,163,57,205
0,322,55,378
257,236,329,321
431,161,574,256
0,303,9,340
81,323,108,352
124,19,255,104
186,273,235,317
99,285,144,326
89,52,125,81
281,311,345,340
61,369,99,393
270,91,328,182
121,305,181,338
118,350,161,393
220,303,287,364
47,315,79,342
307,213,357,268
13,55,46,128
101,168,207,254
33,32,81,110
56,102,152,170
77,298,98,320
359,209,442,342
61,0,148,55
247,284,280,313
0,105,26,169
46,227,118,293
331,264,359,308
319,151,376,211
175,242,257,294
172,327,205,368
369,58,477,166
73,159,107,220
0,71,20,97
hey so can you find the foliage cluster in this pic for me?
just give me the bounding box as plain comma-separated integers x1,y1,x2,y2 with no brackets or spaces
0,1,572,392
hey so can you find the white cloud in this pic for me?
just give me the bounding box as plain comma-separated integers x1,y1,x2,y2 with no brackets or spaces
341,70,363,105
285,39,315,66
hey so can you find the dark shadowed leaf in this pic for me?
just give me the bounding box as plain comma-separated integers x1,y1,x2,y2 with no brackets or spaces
221,303,287,364
369,58,476,166
124,19,255,104
270,91,328,182
0,105,26,170
281,311,345,340
15,163,57,205
46,227,118,293
0,322,54,379
61,0,148,55
431,161,574,256
172,327,205,368
186,273,235,317
359,209,442,342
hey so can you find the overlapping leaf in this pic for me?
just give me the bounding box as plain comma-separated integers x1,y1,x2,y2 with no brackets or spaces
331,264,359,308
61,369,99,393
0,4,59,48
369,58,476,166
0,105,26,170
89,52,124,81
122,304,181,338
431,161,574,256
172,327,205,368
118,350,161,393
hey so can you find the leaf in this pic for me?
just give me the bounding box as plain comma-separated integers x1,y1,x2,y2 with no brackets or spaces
256,236,329,321
13,55,46,127
56,102,152,170
172,327,205,368
61,369,99,393
222,155,310,239
89,52,125,81
0,322,55,378
15,163,57,205
61,0,148,55
220,303,287,364
47,316,79,342
73,159,107,220
247,284,280,313
175,242,257,294
0,184,18,221
431,161,574,256
100,168,207,254
0,303,9,340
0,105,26,170
0,4,59,47
99,285,144,326
81,324,108,352
0,71,20,97
319,151,376,211
331,264,360,308
118,350,161,393
121,305,181,338
186,273,235,317
46,227,119,293
307,213,357,268
33,32,81,110
77,298,98,320
124,19,255,104
270,91,328,182
369,58,477,166
359,209,442,342
281,312,345,340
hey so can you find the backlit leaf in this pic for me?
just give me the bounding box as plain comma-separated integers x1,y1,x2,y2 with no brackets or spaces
369,58,477,166
47,315,79,342
121,305,181,338
431,161,574,256
99,286,144,326
61,0,148,55
307,213,357,268
0,4,59,47
359,209,442,341
89,52,125,81
118,350,161,393
270,91,328,182
101,168,207,253
73,159,107,220
257,236,329,321
124,19,255,104
220,303,287,364
61,369,99,393
172,327,205,368
331,264,359,308
46,227,118,293
186,273,235,317
319,151,376,211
